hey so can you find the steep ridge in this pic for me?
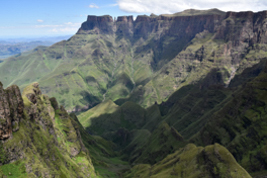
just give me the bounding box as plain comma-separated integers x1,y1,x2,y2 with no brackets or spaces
2,10,267,111
0,82,96,177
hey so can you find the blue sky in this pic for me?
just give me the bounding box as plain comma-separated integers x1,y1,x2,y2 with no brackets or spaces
1,0,267,38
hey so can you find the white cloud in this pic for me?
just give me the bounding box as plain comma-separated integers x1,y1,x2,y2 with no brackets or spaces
32,22,81,34
37,19,44,23
89,3,99,8
117,0,267,14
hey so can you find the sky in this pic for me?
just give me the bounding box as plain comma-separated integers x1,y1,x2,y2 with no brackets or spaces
1,0,267,38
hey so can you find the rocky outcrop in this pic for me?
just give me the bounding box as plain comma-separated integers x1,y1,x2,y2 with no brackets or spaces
215,10,267,46
0,82,24,140
78,15,114,34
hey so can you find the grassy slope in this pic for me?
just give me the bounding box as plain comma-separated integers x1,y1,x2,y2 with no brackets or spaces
70,113,130,178
125,143,251,178
131,122,186,164
191,60,267,176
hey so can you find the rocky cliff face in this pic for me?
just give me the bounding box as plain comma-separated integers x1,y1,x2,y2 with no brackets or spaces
0,82,23,140
78,13,223,45
78,15,114,34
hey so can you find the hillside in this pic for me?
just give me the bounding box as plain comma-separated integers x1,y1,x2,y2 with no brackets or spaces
0,82,96,177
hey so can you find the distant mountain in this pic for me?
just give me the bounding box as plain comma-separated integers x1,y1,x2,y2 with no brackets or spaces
0,35,72,43
0,35,72,59
0,41,51,59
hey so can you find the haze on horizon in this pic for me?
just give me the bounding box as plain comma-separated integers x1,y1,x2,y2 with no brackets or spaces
1,0,267,38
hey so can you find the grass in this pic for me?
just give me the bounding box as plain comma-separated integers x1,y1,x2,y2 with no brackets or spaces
125,143,251,178
0,161,28,178
78,100,119,128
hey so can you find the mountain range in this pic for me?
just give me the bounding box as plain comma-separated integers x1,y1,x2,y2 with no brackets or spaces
1,8,267,177
0,36,72,60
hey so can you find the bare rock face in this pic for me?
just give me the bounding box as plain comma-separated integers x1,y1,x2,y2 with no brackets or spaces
117,16,133,23
78,15,114,34
0,82,24,140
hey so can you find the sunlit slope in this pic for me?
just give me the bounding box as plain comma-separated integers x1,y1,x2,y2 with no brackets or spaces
125,143,251,178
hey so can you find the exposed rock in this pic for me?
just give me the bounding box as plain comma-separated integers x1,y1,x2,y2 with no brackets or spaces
135,15,152,22
78,15,114,34
0,82,24,140
49,97,59,110
117,16,133,23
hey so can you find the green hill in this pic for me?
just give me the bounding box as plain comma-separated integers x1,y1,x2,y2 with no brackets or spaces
125,143,251,178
